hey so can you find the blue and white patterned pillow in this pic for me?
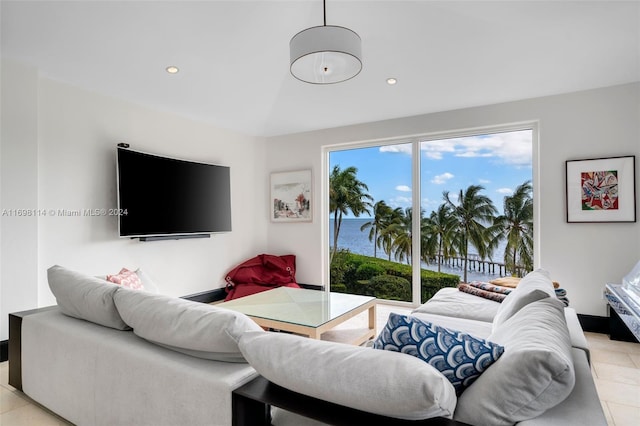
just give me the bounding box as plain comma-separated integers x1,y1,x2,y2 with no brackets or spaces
373,313,504,394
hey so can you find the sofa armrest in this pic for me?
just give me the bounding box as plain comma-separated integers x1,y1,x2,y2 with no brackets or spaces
8,306,58,390
516,348,607,425
232,376,469,426
564,307,591,363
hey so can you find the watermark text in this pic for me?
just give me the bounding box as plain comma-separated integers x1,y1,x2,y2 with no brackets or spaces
1,208,128,217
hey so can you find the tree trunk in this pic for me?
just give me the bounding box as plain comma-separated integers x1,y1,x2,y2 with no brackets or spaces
373,230,378,258
331,213,342,262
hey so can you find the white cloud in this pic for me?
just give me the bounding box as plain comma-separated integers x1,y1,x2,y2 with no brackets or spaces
420,129,532,166
388,196,412,210
421,197,440,211
478,178,491,184
496,187,514,195
420,139,456,160
396,185,411,192
379,143,411,154
431,172,454,184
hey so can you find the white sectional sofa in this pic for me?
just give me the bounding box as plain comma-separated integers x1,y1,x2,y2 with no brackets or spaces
9,265,263,426
236,269,607,426
8,266,606,426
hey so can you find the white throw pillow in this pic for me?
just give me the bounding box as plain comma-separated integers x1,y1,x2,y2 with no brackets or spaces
491,269,555,332
113,289,263,362
454,297,575,426
47,265,130,330
238,331,457,420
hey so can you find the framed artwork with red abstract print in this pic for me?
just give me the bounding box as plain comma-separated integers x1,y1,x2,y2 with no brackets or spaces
566,155,636,223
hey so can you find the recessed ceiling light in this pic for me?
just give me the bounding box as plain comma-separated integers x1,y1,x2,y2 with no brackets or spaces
387,78,397,85
166,66,179,74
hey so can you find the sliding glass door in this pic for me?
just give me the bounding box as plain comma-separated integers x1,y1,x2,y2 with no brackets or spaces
326,127,534,305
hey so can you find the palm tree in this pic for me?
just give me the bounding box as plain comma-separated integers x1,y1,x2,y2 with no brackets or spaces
360,200,392,258
329,165,373,261
379,207,429,265
444,185,498,283
379,207,404,261
423,204,457,272
388,207,414,264
491,181,534,276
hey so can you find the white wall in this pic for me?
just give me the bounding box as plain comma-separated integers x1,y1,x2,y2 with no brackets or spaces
0,60,269,340
1,61,40,340
265,82,640,317
1,61,637,344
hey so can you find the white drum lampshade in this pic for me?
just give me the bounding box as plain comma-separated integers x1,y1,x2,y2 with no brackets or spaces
290,25,362,84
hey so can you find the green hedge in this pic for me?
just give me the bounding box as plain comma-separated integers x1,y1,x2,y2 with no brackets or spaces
329,250,460,302
356,262,386,280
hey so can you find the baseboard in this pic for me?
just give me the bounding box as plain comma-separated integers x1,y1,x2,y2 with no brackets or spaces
607,308,639,342
577,314,609,334
0,340,7,362
181,288,226,303
299,283,324,291
182,284,324,304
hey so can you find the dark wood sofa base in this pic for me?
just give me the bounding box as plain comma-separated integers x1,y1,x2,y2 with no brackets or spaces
8,306,58,391
232,375,469,426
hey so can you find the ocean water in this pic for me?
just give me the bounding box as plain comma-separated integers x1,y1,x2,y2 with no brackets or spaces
330,218,509,282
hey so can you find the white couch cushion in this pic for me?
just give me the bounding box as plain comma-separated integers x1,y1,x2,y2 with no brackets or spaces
409,312,493,340
238,331,457,421
564,307,590,363
491,269,555,332
48,265,130,330
113,289,263,362
454,297,575,426
412,287,500,322
516,348,607,426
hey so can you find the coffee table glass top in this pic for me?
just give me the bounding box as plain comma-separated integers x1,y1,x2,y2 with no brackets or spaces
218,287,375,328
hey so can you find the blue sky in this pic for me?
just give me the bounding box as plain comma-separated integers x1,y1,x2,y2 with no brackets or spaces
330,129,533,218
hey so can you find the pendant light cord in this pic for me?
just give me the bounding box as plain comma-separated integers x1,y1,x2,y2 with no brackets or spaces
323,0,327,26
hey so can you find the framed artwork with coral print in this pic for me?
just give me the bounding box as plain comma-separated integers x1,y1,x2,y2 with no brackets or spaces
270,169,312,222
565,155,636,223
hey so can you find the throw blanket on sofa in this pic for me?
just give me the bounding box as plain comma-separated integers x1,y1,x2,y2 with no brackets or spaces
468,281,512,295
489,277,570,306
458,283,507,302
555,288,570,307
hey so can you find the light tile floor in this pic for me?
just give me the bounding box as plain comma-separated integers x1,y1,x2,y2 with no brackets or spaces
2,303,639,426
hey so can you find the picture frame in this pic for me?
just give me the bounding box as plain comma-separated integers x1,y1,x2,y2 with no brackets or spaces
565,155,636,223
270,169,312,222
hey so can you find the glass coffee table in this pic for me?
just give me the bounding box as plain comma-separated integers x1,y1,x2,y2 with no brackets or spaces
218,287,377,345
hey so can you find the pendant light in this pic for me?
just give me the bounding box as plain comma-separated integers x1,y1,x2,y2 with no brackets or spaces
289,0,362,84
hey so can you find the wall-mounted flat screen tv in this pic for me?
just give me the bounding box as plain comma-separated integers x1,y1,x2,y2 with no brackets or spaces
117,147,232,239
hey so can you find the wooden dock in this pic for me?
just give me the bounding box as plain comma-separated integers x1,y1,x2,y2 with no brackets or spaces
428,254,529,278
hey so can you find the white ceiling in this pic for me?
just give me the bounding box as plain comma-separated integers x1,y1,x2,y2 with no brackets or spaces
2,0,639,137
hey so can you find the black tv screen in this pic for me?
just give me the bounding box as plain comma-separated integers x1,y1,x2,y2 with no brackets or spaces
117,148,232,238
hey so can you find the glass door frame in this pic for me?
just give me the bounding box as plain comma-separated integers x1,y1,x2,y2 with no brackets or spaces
321,121,539,308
